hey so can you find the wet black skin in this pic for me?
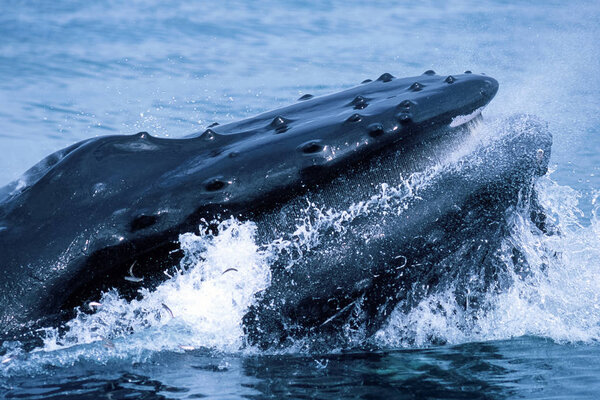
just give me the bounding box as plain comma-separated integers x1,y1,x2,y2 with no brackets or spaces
0,72,508,342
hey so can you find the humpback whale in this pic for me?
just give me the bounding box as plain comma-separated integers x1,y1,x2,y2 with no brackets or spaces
0,71,551,347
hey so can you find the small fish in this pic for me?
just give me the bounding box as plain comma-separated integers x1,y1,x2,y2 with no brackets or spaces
221,268,238,275
125,261,144,283
1,357,13,364
179,345,195,351
536,148,545,162
124,276,144,283
394,255,407,269
161,303,174,318
89,301,103,309
320,299,359,327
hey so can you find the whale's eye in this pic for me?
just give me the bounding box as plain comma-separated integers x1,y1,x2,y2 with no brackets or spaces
299,141,325,154
130,214,158,232
204,178,228,192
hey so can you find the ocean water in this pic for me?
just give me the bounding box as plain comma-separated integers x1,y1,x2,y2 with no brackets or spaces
1,0,600,398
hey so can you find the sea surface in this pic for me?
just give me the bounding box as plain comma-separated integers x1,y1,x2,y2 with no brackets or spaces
1,1,600,398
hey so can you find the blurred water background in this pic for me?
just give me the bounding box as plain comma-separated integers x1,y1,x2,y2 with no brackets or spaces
1,1,600,398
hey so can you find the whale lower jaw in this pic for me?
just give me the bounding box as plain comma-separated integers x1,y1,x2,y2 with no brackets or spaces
244,115,552,349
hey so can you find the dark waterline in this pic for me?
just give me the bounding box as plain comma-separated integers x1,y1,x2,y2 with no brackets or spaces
3,338,600,399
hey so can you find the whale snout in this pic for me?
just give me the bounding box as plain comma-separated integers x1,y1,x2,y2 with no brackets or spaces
480,77,499,101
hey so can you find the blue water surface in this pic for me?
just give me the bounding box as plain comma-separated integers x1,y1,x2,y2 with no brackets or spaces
1,1,600,398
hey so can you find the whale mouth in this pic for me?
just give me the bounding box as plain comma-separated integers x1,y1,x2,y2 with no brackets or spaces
449,106,485,128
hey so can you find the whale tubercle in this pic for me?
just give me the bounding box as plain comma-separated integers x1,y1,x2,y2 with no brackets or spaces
396,112,412,124
398,100,416,109
348,95,369,110
409,82,424,92
377,73,394,82
200,129,219,141
270,116,292,133
298,94,314,101
135,131,151,139
445,76,456,84
346,113,363,123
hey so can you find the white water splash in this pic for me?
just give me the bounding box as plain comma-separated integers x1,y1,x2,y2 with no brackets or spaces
375,176,600,347
0,219,271,373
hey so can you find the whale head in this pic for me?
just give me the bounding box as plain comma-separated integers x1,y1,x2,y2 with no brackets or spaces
0,71,504,343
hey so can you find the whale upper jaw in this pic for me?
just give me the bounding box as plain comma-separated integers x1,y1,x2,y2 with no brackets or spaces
201,71,498,140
